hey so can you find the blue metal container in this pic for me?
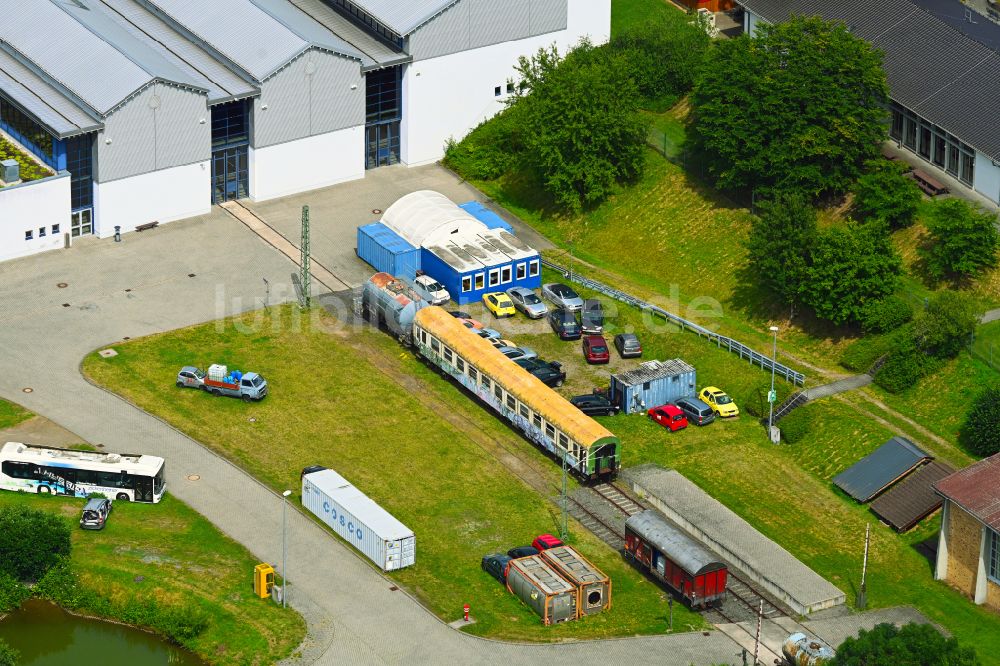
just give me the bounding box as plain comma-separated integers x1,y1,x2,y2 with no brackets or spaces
459,201,514,233
610,360,697,414
356,222,420,279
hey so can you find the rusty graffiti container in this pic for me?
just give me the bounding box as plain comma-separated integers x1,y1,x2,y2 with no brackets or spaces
539,545,611,617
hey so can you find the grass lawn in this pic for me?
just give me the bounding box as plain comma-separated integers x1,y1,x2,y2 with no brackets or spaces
83,305,705,641
612,0,678,37
0,491,304,665
0,398,32,430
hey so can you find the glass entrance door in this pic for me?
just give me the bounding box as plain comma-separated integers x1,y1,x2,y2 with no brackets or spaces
366,122,400,169
70,209,92,237
211,146,248,204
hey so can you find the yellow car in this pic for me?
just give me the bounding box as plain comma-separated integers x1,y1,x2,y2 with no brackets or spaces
483,292,516,318
699,387,739,418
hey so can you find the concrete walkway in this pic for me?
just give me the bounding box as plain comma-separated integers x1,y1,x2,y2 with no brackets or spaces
0,200,744,665
982,308,1000,325
803,374,874,401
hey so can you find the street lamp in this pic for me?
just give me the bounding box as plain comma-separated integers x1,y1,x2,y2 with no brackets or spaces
767,326,779,441
282,489,291,608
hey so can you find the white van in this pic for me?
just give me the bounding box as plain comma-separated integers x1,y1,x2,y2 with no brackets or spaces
412,275,450,306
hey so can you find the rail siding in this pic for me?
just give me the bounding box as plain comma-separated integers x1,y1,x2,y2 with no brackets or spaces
542,259,806,387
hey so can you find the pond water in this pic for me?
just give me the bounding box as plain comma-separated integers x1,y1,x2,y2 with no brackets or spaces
0,599,203,665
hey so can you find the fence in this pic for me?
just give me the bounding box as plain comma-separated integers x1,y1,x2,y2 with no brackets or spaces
969,336,1000,374
541,258,806,386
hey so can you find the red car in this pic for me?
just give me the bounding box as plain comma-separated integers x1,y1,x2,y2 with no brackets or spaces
582,335,610,364
647,404,688,432
531,534,564,551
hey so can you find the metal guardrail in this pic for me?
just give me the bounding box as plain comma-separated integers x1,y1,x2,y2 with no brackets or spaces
542,258,806,387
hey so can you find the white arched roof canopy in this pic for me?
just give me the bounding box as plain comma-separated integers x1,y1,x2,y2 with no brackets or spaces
381,190,489,249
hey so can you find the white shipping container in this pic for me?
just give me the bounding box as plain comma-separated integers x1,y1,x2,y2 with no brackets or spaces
301,468,415,571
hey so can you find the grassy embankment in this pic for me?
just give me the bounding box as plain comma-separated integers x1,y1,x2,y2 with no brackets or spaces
83,306,707,641
0,399,31,430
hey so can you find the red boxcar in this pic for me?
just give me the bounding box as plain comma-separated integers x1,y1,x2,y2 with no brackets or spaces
624,509,727,607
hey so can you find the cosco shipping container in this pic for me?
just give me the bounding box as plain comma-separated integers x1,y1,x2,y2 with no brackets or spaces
301,466,415,571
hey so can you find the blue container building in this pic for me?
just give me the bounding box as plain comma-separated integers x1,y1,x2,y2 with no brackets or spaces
459,201,515,234
610,360,697,414
357,222,421,280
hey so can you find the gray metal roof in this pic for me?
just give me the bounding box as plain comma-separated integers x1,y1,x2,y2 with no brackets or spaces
832,436,932,502
625,510,726,577
96,0,258,104
142,0,361,82
612,359,696,388
0,48,102,137
348,0,460,36
287,0,410,68
739,0,1000,159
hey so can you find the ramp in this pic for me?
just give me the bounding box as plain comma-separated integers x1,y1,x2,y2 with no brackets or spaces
624,464,846,615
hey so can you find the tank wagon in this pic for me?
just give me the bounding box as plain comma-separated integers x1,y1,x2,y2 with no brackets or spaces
540,545,611,616
782,633,835,666
359,272,427,344
624,510,728,607
412,306,621,480
506,555,578,625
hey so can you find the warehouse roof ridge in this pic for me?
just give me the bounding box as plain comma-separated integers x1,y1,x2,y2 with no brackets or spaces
347,0,462,36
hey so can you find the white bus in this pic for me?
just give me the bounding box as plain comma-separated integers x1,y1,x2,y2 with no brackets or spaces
0,442,166,503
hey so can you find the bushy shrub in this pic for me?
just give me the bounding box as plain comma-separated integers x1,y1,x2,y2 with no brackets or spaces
840,334,896,373
873,335,936,393
833,622,979,666
860,295,913,334
852,159,923,229
779,408,811,444
959,386,1000,457
0,571,27,613
442,104,525,181
920,199,1000,281
0,639,17,666
0,505,71,581
912,290,980,359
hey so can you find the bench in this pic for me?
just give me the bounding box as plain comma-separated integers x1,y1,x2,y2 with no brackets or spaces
909,169,949,197
135,220,159,232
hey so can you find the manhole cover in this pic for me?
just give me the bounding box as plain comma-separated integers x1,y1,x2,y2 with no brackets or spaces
57,282,68,288
389,585,399,591
187,475,200,481
123,336,131,341
96,444,104,448
98,349,118,358
62,303,70,308
134,575,145,583
372,208,382,215
124,288,132,293
188,273,196,278
21,387,33,393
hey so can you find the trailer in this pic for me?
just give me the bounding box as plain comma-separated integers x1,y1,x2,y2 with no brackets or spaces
359,272,427,344
506,555,578,625
539,545,611,616
301,466,415,571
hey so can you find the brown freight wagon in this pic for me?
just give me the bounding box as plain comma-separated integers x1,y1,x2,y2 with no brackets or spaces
540,545,611,617
506,555,578,625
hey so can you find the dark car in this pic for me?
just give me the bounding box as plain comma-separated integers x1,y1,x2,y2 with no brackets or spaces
569,393,619,416
674,396,716,426
515,358,566,387
580,299,604,334
80,498,112,530
507,545,541,559
583,335,610,364
481,553,513,583
449,310,472,320
614,333,642,358
548,308,581,340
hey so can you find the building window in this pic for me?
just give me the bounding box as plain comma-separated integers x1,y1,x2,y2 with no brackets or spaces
989,528,999,583
431,338,440,353
461,276,472,292
24,230,32,241
545,423,555,439
529,259,540,277
481,376,491,391
516,263,526,280
501,266,511,283
468,367,478,383
38,227,45,238
329,0,403,48
903,117,916,150
507,395,516,410
506,82,515,94
443,348,453,363
0,98,54,165
961,151,975,185
475,273,485,290
212,100,250,150
494,86,502,97
456,357,465,373
51,224,60,235
519,403,529,419
890,108,903,140
488,269,500,287
494,384,503,401
65,133,94,211
532,413,542,428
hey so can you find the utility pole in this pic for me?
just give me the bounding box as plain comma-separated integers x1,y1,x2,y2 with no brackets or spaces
300,205,311,309
281,489,292,608
857,523,870,609
767,326,779,443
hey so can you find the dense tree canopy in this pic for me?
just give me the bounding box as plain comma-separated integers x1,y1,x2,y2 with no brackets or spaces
853,159,923,229
0,505,70,581
912,290,980,358
960,386,1000,457
920,199,1000,281
690,16,889,199
833,622,980,666
745,192,816,309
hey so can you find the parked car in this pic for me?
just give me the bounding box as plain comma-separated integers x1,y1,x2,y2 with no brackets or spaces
177,365,268,401
481,553,513,583
614,333,642,358
647,404,688,432
498,346,538,361
472,327,503,341
580,299,604,334
412,274,450,305
569,393,619,416
491,338,518,349
506,287,548,319
449,310,472,320
507,545,541,559
458,317,484,330
515,358,566,387
699,386,740,417
583,335,610,364
483,292,516,318
542,283,584,311
548,308,581,340
79,497,112,530
532,534,564,551
674,396,716,426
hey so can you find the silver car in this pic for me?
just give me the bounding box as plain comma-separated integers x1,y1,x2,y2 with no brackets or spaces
497,346,538,361
506,287,548,319
541,283,584,311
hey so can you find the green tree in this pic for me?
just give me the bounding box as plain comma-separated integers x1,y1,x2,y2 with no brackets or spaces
0,639,17,666
853,159,923,229
745,192,817,312
611,10,711,109
860,295,913,333
801,222,902,325
0,505,71,581
960,386,1000,457
690,16,889,199
912,290,980,358
833,622,980,665
920,199,1000,281
514,42,648,212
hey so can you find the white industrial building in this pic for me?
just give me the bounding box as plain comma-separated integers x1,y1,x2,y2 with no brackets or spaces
0,0,609,262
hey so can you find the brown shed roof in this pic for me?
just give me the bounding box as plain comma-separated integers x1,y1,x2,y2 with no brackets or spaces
934,452,1000,531
870,460,955,532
